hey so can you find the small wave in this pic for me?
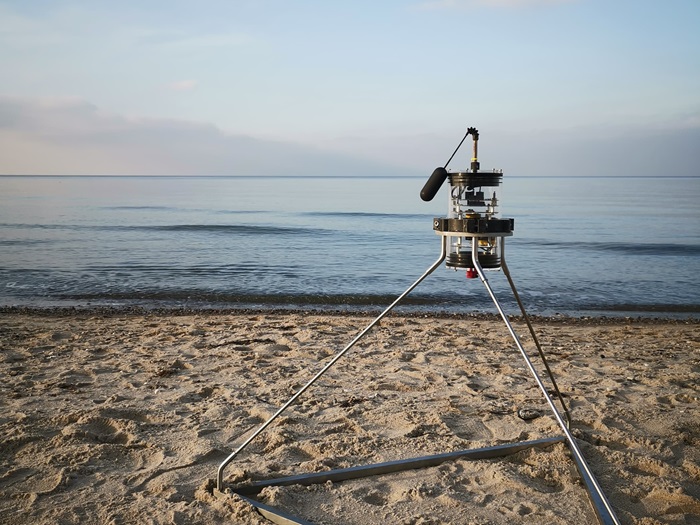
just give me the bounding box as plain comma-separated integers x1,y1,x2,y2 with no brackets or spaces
0,223,71,230
72,263,303,275
143,224,331,235
56,290,469,308
0,223,331,236
0,239,54,246
517,239,700,256
580,303,700,313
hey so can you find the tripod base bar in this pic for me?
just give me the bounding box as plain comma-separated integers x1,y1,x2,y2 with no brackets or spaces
232,437,564,497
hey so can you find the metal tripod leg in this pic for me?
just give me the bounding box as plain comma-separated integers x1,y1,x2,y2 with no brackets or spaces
471,240,620,525
216,236,448,491
500,238,572,428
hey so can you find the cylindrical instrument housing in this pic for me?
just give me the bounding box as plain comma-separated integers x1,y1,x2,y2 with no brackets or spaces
433,170,513,270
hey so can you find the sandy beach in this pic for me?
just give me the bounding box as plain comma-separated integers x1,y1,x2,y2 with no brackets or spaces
1,309,698,524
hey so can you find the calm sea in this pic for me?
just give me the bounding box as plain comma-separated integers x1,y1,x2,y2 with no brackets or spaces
1,175,698,318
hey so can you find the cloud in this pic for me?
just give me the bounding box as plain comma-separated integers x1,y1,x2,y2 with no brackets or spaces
416,0,574,9
2,95,697,177
166,80,199,92
0,96,403,176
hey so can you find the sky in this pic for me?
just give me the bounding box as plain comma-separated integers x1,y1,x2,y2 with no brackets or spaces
1,0,699,176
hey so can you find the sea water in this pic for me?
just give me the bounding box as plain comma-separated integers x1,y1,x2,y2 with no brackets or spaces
1,175,698,317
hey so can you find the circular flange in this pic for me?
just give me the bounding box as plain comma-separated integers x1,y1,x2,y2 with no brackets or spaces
433,217,514,237
446,252,501,269
448,171,502,187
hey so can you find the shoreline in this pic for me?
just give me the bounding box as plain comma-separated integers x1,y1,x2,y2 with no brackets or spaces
2,304,699,325
1,310,699,523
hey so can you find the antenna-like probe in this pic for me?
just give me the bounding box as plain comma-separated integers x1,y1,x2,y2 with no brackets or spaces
420,126,479,202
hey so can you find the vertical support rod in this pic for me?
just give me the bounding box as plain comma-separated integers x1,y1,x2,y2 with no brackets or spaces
499,239,572,428
471,239,620,525
216,236,448,491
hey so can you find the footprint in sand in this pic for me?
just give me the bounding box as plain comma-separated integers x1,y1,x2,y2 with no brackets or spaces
62,415,136,445
0,466,67,497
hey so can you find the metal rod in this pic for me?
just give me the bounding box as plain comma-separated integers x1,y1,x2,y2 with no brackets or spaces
470,239,620,525
234,437,564,496
444,129,471,169
499,238,572,428
216,236,448,491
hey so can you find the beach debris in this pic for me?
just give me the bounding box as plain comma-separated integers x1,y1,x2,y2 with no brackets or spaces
517,408,542,421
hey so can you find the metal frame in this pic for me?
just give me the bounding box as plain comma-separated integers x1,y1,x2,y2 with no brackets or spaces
214,234,621,525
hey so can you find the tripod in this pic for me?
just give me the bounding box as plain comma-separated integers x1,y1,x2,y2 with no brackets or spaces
214,129,620,525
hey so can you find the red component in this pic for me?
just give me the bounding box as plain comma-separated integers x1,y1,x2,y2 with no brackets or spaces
466,268,478,279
